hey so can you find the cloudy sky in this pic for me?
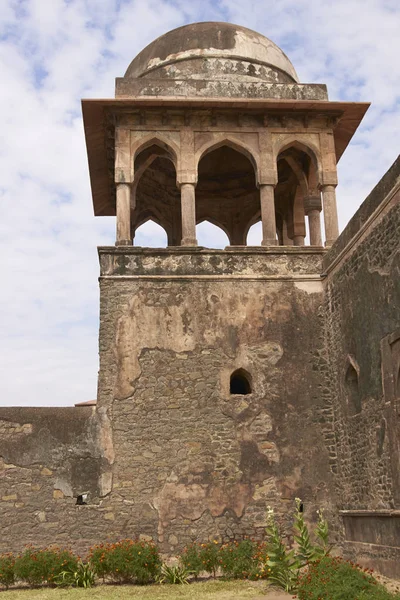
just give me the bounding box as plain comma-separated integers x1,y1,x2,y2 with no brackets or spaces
0,0,399,406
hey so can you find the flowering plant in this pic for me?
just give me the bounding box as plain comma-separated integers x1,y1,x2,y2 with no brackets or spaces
88,539,161,584
14,546,78,586
0,553,15,589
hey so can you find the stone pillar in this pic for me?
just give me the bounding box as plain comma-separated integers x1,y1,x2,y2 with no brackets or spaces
259,184,277,246
282,220,293,246
116,183,132,246
292,235,305,246
130,185,137,245
180,183,197,246
304,195,323,246
320,184,339,246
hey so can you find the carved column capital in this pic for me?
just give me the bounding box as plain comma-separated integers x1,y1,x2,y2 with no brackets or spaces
303,195,322,215
176,171,197,188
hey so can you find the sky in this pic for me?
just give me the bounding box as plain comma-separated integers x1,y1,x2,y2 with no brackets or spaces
0,0,399,406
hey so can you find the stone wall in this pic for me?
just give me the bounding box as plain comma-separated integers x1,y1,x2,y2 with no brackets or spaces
322,156,400,577
0,407,112,555
96,247,336,553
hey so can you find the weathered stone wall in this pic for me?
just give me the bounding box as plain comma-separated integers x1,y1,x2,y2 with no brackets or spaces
322,156,400,577
95,247,336,552
0,407,114,554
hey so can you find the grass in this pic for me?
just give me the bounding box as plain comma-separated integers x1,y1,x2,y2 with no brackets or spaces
0,580,271,599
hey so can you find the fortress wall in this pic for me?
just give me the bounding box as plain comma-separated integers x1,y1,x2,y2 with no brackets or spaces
323,156,400,578
95,248,337,552
0,407,109,555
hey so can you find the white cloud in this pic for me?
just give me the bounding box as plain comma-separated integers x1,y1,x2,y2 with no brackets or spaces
0,0,398,405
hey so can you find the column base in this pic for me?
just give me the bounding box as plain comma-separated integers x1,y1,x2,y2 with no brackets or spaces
181,238,198,247
325,240,334,247
115,239,132,247
261,239,278,246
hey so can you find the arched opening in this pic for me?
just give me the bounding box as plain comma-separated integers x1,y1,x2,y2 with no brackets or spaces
345,363,361,415
196,145,259,246
275,144,321,247
133,143,180,246
196,221,230,248
134,219,168,247
246,221,262,246
230,369,252,395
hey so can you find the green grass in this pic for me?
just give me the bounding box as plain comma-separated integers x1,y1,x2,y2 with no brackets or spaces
0,580,270,599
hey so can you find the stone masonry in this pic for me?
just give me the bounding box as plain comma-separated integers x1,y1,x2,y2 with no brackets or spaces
0,22,399,578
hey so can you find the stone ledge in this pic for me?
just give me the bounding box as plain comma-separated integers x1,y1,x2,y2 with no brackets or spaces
340,509,400,517
98,247,326,278
99,246,327,255
116,79,328,101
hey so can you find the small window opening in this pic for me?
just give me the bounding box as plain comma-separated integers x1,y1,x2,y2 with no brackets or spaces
230,369,252,395
76,493,88,505
345,363,361,415
299,502,304,513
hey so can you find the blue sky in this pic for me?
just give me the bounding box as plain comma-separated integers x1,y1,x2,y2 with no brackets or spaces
0,0,399,406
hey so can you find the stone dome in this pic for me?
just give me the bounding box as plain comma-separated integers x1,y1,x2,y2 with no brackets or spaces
124,22,299,84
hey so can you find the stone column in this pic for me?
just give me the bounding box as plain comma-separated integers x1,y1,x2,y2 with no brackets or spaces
292,235,305,246
282,220,293,246
116,183,132,246
180,183,197,246
320,184,339,246
259,184,277,246
130,185,137,245
304,195,323,246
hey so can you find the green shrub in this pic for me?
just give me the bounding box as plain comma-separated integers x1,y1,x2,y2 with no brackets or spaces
180,543,203,579
219,540,269,580
199,541,220,578
264,498,332,592
88,539,161,584
54,560,96,588
297,556,400,600
0,553,15,589
14,547,78,586
158,564,190,584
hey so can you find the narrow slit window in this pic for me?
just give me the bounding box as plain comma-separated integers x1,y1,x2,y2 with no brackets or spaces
230,369,252,395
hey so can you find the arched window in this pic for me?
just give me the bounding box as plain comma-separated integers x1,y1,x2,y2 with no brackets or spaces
134,220,168,247
196,145,258,247
133,143,179,246
246,221,262,246
345,362,361,415
246,220,280,246
230,369,252,395
196,221,230,248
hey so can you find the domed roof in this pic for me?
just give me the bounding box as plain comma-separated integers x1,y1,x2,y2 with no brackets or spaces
124,22,299,83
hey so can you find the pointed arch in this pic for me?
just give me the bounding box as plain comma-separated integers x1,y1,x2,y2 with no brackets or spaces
243,209,261,240
280,155,309,196
134,218,169,247
195,136,260,184
274,137,322,184
196,217,231,241
132,134,179,171
196,220,230,248
246,220,262,246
